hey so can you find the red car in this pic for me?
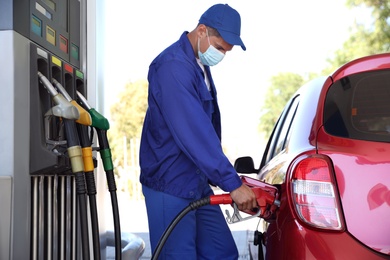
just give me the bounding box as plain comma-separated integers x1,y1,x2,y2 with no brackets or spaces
234,53,390,259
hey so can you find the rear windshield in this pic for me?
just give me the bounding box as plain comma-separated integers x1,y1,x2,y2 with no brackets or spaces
324,69,390,142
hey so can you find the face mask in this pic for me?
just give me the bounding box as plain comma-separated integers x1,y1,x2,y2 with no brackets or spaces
198,29,225,66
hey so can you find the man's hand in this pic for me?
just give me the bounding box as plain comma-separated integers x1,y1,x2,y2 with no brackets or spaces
230,184,257,211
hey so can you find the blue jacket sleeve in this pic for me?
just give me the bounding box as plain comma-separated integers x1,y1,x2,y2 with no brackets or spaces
149,59,242,192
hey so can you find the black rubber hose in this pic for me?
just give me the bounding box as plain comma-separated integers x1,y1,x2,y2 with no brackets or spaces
85,171,101,260
97,129,122,260
106,169,122,260
64,119,79,147
63,119,90,260
97,129,110,151
77,124,91,148
75,171,91,260
77,124,101,260
151,197,211,260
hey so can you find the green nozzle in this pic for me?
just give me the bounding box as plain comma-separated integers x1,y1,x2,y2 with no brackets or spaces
89,108,110,130
76,91,109,130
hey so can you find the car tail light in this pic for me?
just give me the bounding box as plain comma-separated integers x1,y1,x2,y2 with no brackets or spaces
291,155,344,230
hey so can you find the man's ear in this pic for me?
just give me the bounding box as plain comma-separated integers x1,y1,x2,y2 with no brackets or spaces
197,24,207,38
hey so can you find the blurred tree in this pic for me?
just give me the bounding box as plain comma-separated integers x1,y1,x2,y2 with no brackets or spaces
259,0,390,139
323,0,390,73
108,79,148,196
258,73,305,139
109,79,148,139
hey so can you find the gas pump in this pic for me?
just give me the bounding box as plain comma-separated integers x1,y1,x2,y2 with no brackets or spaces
0,1,144,259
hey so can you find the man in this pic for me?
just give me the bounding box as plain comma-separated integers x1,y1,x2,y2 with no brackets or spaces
139,4,257,259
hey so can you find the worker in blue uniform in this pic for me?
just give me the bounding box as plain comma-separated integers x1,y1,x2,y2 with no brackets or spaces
139,3,257,259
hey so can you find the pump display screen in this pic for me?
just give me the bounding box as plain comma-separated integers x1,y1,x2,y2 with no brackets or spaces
35,2,52,20
43,0,56,11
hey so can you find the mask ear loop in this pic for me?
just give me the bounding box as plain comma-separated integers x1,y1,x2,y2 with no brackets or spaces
198,27,211,55
206,28,211,46
197,35,202,56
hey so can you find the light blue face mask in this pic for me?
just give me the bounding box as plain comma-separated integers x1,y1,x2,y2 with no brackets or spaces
198,29,225,66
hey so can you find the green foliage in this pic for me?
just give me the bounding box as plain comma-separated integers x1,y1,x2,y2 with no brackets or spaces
108,79,148,168
110,79,148,138
258,73,305,138
260,0,390,139
324,0,390,72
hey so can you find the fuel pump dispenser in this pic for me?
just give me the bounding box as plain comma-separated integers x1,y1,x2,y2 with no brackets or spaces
0,0,140,259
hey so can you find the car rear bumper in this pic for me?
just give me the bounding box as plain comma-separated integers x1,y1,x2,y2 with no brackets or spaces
263,219,389,260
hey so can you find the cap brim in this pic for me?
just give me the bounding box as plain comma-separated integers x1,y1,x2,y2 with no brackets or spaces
218,30,246,51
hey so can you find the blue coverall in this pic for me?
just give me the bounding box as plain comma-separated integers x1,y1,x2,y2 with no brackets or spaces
140,31,242,259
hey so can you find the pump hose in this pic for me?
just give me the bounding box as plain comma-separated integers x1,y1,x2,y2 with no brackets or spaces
84,171,101,259
63,119,90,260
77,123,101,260
75,91,122,260
75,171,91,260
105,169,122,260
151,197,211,260
97,129,122,260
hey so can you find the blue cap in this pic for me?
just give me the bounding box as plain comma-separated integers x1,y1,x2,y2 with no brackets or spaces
199,4,246,51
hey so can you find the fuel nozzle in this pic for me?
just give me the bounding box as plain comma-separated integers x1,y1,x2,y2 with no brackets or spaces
152,176,279,260
51,79,92,126
37,72,80,120
210,176,280,224
76,91,110,130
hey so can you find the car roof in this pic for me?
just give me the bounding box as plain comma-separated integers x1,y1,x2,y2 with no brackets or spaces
331,53,390,82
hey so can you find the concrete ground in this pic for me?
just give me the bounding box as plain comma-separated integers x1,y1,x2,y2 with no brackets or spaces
134,230,254,259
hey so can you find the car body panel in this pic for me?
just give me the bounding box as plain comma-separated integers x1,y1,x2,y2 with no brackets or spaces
317,127,390,254
250,53,390,259
265,216,387,260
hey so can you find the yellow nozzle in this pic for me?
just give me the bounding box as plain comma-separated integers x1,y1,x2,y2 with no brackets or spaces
71,100,92,126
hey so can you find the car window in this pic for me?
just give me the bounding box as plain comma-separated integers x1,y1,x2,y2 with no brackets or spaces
324,69,390,142
262,95,300,165
274,96,299,154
